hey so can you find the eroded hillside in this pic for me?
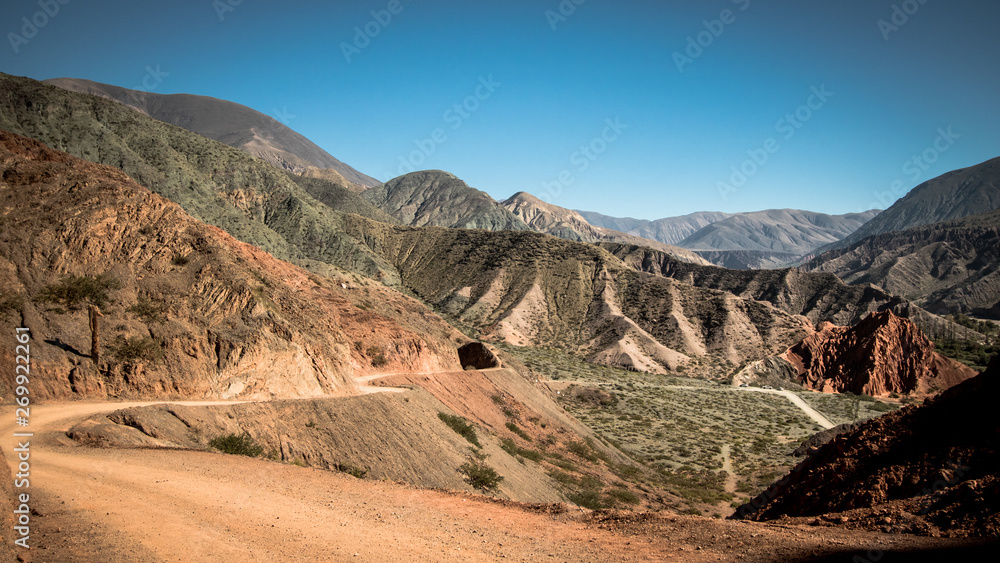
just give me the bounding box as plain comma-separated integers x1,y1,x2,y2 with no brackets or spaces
0,130,462,399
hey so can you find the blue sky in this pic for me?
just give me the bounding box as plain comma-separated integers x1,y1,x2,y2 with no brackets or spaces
2,0,998,220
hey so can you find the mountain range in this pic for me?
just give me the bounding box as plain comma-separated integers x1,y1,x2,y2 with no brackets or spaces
2,69,998,552
43,77,380,188
32,77,883,270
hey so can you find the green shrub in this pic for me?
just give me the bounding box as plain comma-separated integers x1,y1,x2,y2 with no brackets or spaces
505,422,532,442
605,487,640,506
171,254,190,266
333,463,369,479
438,412,480,447
126,297,166,323
567,440,599,462
500,438,543,462
37,273,121,309
459,454,503,493
209,433,264,457
567,489,605,510
367,345,388,367
108,336,164,364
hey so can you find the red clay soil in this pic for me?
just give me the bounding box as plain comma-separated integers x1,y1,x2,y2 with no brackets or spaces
784,311,977,396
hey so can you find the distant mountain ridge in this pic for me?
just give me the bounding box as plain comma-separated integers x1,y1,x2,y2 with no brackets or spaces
580,207,879,269
43,77,380,188
577,210,732,246
819,155,1000,253
803,208,1000,318
362,171,710,264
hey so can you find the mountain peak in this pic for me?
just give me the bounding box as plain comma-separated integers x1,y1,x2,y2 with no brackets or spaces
43,76,380,188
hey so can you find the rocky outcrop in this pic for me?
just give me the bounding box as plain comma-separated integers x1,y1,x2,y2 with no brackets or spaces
458,342,502,370
733,356,1000,537
0,130,462,400
784,311,978,396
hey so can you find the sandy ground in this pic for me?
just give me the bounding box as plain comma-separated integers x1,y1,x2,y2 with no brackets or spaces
3,400,997,562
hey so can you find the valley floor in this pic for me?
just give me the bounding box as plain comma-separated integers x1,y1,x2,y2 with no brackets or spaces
4,400,995,562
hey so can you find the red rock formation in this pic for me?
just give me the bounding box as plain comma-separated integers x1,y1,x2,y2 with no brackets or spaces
783,310,977,396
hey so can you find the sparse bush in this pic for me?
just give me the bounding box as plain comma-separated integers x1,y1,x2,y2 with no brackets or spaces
567,440,599,462
505,422,532,442
567,489,605,510
438,412,480,447
459,452,503,493
36,273,121,309
605,488,640,506
108,336,164,364
499,438,543,462
0,290,24,318
171,254,190,266
366,345,388,367
126,297,166,323
209,433,264,457
333,463,369,479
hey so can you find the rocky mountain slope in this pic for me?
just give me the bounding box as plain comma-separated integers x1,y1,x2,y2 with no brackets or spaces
601,243,914,327
823,155,1000,253
0,130,461,400
44,77,379,187
803,209,1000,318
734,355,999,537
336,220,844,372
0,73,397,282
361,170,531,231
762,311,976,396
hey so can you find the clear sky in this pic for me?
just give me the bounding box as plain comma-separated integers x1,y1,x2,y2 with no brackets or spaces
2,0,998,220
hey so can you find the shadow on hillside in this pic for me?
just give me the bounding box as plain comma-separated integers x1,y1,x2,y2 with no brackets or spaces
801,539,999,562
46,338,87,357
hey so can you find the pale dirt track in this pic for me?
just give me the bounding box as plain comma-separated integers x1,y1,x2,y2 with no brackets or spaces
3,398,989,561
3,400,688,562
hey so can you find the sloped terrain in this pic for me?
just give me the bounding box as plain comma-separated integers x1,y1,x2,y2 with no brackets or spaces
782,311,977,396
0,73,397,282
362,170,531,231
0,130,461,399
734,356,1000,538
824,155,1000,253
337,222,812,372
803,209,1000,318
67,387,565,502
44,77,379,187
601,242,911,327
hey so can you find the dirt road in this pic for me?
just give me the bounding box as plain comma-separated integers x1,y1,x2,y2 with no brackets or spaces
736,388,836,430
3,400,991,561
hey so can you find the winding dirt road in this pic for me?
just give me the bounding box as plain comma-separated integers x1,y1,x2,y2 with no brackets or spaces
2,397,985,561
